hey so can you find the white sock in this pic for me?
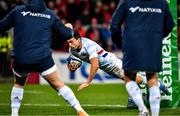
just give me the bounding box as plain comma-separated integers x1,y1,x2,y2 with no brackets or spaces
149,86,160,116
126,81,146,111
58,85,83,112
11,87,24,115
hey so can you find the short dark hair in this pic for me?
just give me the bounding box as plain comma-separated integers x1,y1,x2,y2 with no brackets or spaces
73,31,81,39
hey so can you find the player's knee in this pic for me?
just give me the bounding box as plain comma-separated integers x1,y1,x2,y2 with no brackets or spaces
53,83,65,90
15,76,27,86
124,70,137,81
13,69,28,86
146,72,157,87
146,72,156,80
50,80,65,90
146,72,157,82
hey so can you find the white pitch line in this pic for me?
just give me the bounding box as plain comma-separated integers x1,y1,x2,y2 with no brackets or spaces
0,90,44,94
0,103,126,108
0,104,177,110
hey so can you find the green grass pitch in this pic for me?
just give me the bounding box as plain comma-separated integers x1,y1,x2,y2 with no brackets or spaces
0,83,180,115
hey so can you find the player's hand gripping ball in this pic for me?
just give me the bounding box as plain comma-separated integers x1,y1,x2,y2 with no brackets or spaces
67,55,82,72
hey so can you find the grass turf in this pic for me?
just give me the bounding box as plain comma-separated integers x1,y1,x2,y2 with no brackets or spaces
0,83,180,115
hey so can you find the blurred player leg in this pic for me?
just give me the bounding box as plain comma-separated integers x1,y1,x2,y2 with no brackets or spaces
124,71,149,116
128,76,169,109
147,73,160,116
158,80,170,95
136,72,170,95
42,65,88,116
11,69,28,116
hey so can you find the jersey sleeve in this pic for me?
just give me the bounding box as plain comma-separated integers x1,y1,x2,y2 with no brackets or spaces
86,44,98,60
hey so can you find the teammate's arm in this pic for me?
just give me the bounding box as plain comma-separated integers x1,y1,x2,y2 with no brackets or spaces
0,8,15,32
110,0,125,44
52,16,74,40
163,1,174,37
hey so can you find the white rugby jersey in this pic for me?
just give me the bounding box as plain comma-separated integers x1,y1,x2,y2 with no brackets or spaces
69,37,119,72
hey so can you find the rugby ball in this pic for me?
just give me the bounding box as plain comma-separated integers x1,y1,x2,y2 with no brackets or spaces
67,55,82,67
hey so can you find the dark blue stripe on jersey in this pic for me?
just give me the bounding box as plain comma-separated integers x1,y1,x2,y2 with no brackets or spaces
102,53,108,58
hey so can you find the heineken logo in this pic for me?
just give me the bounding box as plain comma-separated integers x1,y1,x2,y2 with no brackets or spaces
160,33,172,101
